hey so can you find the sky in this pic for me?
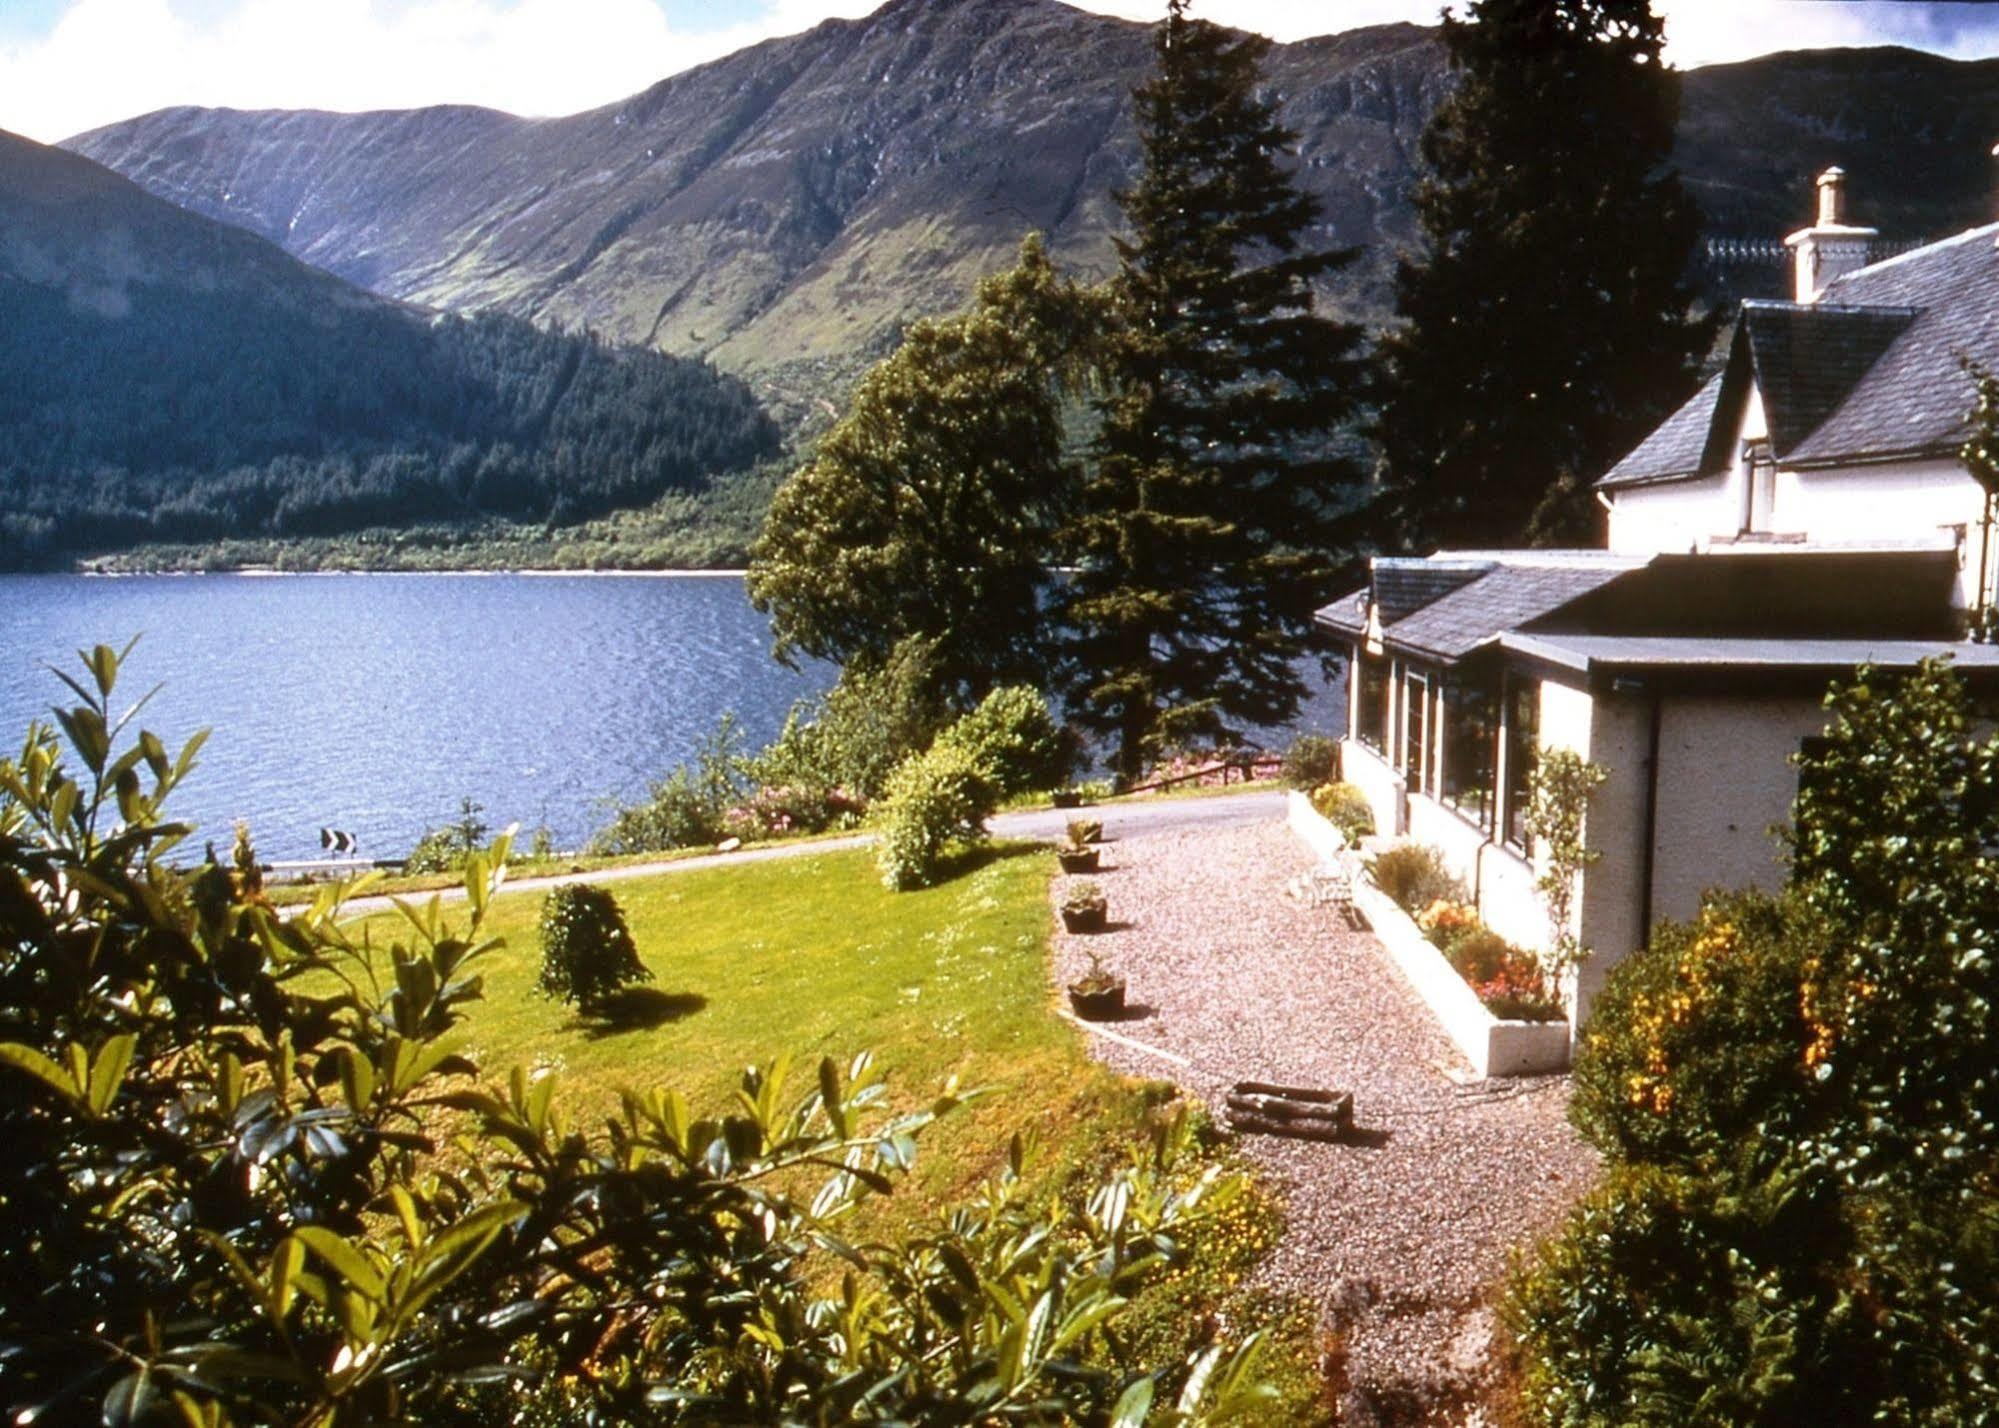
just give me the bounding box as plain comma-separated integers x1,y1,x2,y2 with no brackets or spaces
5,0,1999,146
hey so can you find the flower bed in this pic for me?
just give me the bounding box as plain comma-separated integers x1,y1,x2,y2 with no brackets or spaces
1410,899,1565,1024
1285,792,1569,1078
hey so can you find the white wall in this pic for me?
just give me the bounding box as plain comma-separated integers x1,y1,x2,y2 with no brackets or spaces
1606,470,1733,555
1569,689,1652,1023
1771,458,1982,606
1342,737,1404,839
1649,694,1829,923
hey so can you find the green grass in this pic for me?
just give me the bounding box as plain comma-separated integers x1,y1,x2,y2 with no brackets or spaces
353,839,1331,1418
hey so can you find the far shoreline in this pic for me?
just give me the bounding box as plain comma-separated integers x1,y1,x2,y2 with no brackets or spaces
59,566,752,579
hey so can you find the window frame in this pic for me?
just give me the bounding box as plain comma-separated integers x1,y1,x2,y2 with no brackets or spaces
1502,674,1539,853
1401,668,1431,796
1439,671,1500,834
1354,650,1391,754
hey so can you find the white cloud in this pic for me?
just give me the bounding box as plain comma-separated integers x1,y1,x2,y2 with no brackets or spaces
0,0,884,144
4,0,1997,147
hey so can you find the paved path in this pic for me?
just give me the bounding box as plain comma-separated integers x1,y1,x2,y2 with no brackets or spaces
322,788,1285,918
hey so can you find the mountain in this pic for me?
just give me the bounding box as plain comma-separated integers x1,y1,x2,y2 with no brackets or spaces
0,129,780,566
61,0,1999,437
60,0,1446,430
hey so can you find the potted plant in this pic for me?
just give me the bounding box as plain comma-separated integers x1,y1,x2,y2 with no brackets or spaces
1066,818,1103,845
1067,948,1125,1020
1051,788,1082,808
1061,880,1108,934
1056,839,1100,874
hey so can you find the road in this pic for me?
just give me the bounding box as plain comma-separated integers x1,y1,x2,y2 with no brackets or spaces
324,788,1288,918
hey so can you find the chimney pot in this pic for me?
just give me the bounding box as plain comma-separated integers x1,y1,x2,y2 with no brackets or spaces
1786,165,1876,303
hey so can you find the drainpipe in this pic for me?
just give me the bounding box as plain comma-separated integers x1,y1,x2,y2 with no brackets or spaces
1980,491,1996,628
1638,691,1663,949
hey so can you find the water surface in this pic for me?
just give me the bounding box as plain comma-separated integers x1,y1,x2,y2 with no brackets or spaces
0,571,1345,863
0,573,831,861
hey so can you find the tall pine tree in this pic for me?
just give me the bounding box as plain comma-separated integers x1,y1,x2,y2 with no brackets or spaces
1375,0,1711,548
1063,0,1367,782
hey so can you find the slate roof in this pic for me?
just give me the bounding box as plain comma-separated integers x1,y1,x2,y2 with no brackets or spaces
1315,557,1641,664
1387,563,1636,660
1371,558,1493,620
1740,302,1918,454
1793,224,1999,464
1598,222,1999,489
1598,372,1728,488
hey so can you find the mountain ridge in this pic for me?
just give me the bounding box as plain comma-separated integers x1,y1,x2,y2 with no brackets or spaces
59,1,1999,434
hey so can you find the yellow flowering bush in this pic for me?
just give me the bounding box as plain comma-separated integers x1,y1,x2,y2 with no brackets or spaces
1569,891,1824,1165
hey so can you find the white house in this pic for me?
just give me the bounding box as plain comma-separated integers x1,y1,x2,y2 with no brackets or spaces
1321,169,1999,1031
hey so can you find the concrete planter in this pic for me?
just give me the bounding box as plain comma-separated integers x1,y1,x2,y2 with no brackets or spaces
1287,792,1569,1079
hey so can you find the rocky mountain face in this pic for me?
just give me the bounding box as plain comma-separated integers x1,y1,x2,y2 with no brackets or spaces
62,0,1999,430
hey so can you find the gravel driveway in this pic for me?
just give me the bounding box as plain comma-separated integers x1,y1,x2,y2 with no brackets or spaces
1050,820,1598,1426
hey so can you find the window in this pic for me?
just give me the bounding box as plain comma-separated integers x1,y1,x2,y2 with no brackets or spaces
1741,438,1774,534
1401,670,1431,794
1503,676,1539,850
1355,652,1390,752
1440,673,1500,832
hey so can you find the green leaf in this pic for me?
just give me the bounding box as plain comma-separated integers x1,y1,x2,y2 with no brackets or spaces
1110,1376,1155,1428
0,1042,80,1102
86,1034,136,1115
294,1226,387,1303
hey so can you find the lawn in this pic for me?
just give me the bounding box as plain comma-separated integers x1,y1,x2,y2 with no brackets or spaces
350,840,1333,1419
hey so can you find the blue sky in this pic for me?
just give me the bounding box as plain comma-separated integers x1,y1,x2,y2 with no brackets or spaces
6,1,1999,144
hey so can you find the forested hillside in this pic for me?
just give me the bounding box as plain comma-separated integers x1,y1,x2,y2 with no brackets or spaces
0,130,780,567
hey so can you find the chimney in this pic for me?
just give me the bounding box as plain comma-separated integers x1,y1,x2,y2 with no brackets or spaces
1784,167,1878,303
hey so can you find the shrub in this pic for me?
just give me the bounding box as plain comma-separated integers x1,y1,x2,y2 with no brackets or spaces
591,715,751,854
405,795,493,872
934,684,1071,799
1281,732,1340,789
1365,842,1464,913
404,825,462,874
1309,781,1374,843
875,742,997,890
0,642,1275,1425
1570,890,1822,1165
537,884,651,1009
756,637,952,805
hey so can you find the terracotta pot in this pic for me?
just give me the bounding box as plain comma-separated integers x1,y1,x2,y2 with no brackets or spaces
1061,904,1107,934
1057,848,1100,874
1068,981,1125,1020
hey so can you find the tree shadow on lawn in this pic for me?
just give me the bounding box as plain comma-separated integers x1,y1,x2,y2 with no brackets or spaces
574,987,708,1039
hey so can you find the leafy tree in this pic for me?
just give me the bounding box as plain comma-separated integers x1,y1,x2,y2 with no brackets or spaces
0,644,1275,1424
1375,0,1711,548
748,236,1104,702
1062,0,1368,781
0,278,780,566
750,635,954,806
